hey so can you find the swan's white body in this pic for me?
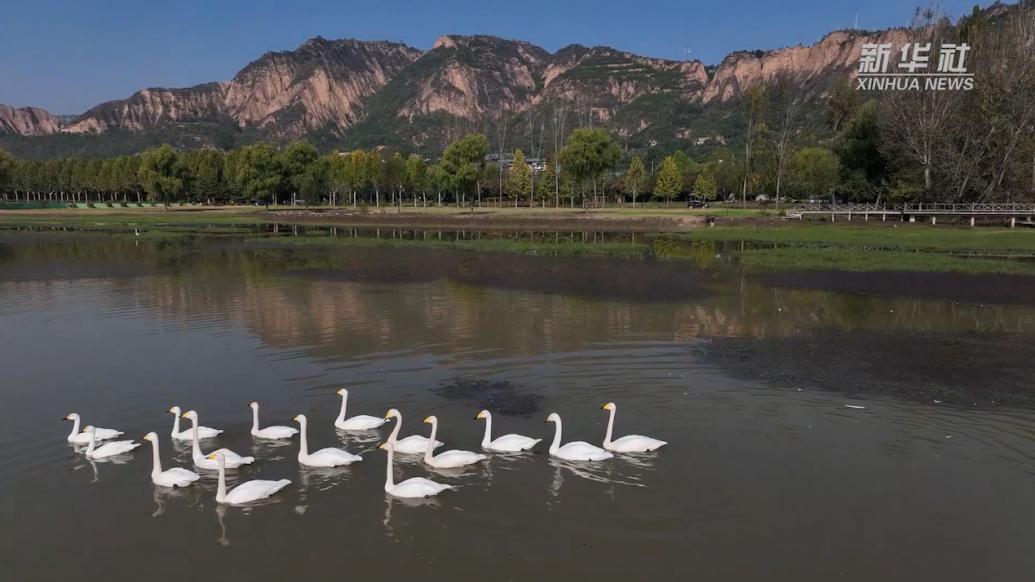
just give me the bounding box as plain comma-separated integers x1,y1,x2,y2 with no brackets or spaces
83,426,140,459
334,388,388,431
211,453,290,505
380,442,451,499
168,406,222,440
475,410,540,452
384,409,443,454
294,414,361,467
182,411,254,469
422,416,487,468
545,413,613,461
601,402,667,453
143,432,200,487
249,402,298,440
64,413,122,444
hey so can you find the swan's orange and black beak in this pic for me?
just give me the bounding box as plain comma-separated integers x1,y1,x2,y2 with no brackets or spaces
181,412,190,418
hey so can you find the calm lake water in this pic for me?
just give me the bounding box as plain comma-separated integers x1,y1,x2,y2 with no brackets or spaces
2,232,1035,581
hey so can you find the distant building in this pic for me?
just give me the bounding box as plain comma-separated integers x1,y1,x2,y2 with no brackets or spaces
485,153,546,172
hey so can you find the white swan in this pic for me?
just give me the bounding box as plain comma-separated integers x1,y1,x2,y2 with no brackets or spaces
168,406,222,441
384,408,443,454
182,410,254,469
601,402,667,453
334,388,389,431
475,410,540,452
63,413,122,444
422,416,487,468
545,413,612,461
379,441,451,499
210,453,290,505
83,426,140,459
249,402,298,439
142,432,200,487
294,414,361,467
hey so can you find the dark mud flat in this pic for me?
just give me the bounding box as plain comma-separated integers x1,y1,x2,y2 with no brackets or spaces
290,247,719,303
756,269,1035,306
696,330,1035,407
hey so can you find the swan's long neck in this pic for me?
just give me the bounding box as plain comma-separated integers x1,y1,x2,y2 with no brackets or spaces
190,417,202,459
604,408,616,447
481,414,492,447
251,407,260,432
387,415,401,444
384,448,394,491
68,416,80,440
424,420,438,462
150,439,162,476
298,419,308,457
86,428,96,454
336,393,348,423
549,419,562,454
215,458,227,503
171,413,180,436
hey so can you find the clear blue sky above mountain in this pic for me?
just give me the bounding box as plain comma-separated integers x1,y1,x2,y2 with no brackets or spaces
0,0,992,114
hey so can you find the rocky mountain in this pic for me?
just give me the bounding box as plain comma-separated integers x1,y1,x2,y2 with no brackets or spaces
58,38,421,139
0,105,63,136
0,26,910,156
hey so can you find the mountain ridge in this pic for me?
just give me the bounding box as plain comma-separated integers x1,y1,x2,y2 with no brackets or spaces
0,26,910,156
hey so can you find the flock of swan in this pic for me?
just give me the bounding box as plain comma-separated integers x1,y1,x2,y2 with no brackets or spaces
63,389,667,505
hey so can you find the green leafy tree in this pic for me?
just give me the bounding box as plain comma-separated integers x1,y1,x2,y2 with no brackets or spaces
138,145,184,205
834,100,888,201
363,150,383,206
652,156,683,205
694,166,718,201
623,156,646,206
559,128,620,205
382,152,405,205
505,149,533,206
441,133,488,206
788,147,841,198
536,156,558,206
427,163,448,206
181,149,225,202
403,154,428,204
235,143,283,206
279,141,319,204
0,148,16,193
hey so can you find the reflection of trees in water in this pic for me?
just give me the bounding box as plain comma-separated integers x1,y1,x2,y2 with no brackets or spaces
4,237,1035,357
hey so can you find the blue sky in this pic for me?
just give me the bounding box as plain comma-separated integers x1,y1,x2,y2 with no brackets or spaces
0,0,992,114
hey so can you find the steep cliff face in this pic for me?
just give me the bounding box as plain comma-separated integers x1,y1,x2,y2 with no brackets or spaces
701,29,912,102
0,26,917,151
540,45,709,111
395,35,549,119
62,83,229,134
223,38,421,135
60,38,421,139
0,105,62,135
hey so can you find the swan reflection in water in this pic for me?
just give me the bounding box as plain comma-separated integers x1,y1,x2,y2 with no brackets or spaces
215,504,230,547
151,485,203,518
70,446,136,484
382,494,441,537
293,464,356,514
248,438,295,463
336,429,384,449
547,454,654,500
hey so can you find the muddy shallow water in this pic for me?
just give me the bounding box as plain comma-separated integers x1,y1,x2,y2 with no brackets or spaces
1,233,1035,582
